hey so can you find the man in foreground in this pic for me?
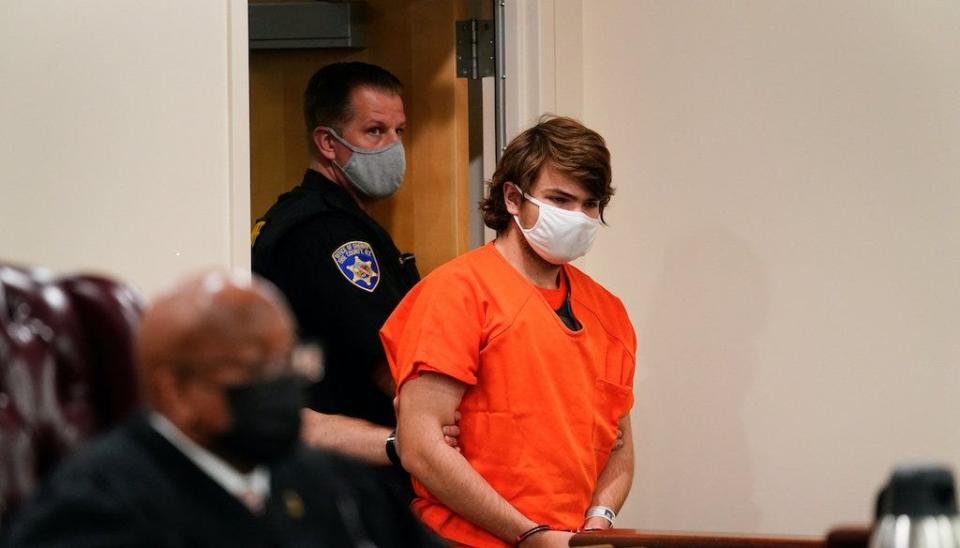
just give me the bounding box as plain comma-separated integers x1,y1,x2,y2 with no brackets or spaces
5,270,441,547
382,116,636,547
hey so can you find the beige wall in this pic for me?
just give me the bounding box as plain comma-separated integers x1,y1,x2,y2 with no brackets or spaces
0,1,249,297
564,0,960,536
3,0,958,536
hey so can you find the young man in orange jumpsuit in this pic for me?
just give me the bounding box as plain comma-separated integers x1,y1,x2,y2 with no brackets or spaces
381,116,636,548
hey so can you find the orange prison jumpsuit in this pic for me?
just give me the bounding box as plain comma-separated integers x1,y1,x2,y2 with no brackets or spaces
381,243,636,547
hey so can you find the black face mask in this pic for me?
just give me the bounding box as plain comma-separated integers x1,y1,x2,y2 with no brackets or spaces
212,375,306,466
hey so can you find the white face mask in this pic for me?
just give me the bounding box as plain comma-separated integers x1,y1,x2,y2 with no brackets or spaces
513,191,601,264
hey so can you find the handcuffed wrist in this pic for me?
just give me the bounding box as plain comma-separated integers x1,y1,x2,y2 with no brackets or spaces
515,524,551,546
584,505,616,526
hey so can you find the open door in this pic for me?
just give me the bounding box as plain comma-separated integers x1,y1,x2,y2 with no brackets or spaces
249,0,480,274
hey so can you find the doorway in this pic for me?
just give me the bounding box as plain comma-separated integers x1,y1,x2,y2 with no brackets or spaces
248,0,487,274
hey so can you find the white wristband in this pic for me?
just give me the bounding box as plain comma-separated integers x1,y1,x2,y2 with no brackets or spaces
585,505,616,526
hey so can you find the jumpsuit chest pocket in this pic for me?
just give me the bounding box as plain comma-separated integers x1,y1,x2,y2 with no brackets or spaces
591,378,632,455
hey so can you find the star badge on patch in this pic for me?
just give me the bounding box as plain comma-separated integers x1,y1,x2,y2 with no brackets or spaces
331,240,380,292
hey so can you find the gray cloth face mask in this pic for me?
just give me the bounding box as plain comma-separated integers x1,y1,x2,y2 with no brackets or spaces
324,127,406,199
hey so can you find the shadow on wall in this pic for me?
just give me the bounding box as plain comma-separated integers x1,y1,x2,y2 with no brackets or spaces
634,226,768,533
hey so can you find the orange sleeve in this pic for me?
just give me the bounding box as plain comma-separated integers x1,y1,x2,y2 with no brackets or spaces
380,269,485,391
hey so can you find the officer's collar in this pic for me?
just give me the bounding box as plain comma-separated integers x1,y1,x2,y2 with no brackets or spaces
300,169,359,210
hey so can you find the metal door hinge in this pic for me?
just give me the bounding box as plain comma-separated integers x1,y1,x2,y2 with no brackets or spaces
456,19,495,79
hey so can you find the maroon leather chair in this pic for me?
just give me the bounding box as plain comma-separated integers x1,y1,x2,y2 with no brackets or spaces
0,263,143,525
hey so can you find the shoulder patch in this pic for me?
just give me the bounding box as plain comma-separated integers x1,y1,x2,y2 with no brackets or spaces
331,241,380,292
251,220,266,246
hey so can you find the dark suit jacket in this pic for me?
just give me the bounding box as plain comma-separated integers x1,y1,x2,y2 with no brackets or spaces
3,412,443,548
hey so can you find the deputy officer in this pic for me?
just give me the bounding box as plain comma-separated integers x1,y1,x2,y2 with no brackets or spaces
252,63,445,483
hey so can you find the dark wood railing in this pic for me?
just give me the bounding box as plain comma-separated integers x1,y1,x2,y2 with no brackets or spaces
569,525,872,548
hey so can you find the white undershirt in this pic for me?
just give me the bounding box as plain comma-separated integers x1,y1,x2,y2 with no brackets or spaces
149,412,271,504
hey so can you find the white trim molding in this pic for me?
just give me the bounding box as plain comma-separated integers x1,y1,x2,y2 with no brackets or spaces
227,0,251,270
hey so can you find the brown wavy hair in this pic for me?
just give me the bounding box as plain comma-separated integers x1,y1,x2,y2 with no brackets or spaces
480,115,613,233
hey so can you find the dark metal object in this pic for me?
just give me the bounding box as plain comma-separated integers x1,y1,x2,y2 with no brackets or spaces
871,464,960,548
248,1,367,50
456,19,495,79
494,0,506,161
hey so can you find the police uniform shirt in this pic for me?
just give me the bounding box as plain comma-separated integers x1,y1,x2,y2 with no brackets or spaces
252,169,420,427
